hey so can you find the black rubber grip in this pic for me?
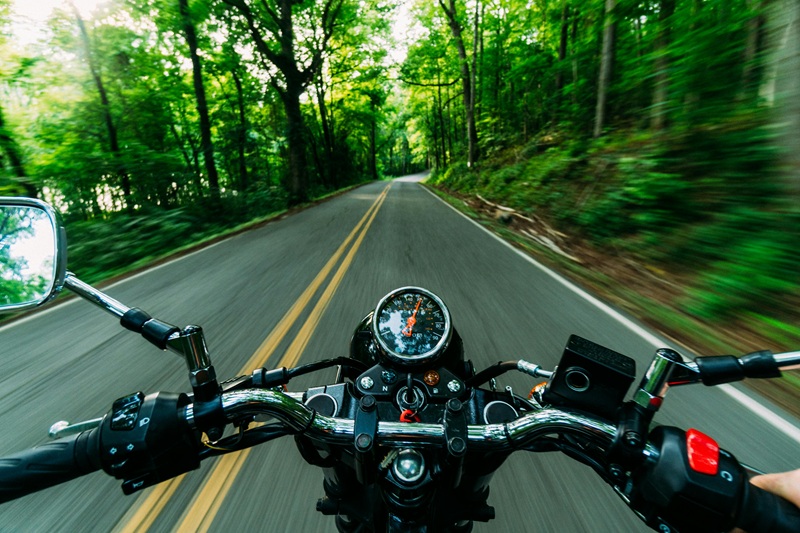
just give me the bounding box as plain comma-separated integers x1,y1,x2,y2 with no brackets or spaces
141,319,180,350
739,350,781,379
696,351,779,386
120,308,152,333
736,481,800,533
0,428,101,504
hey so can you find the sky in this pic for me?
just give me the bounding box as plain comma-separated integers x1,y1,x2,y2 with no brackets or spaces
10,0,104,44
13,0,101,20
10,0,412,59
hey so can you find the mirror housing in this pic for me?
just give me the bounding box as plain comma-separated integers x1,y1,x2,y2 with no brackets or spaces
0,197,67,312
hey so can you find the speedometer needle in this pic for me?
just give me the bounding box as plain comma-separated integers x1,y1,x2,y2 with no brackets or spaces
402,299,422,337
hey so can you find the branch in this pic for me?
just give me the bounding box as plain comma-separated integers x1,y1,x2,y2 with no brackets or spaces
222,0,285,71
257,0,280,26
397,77,460,87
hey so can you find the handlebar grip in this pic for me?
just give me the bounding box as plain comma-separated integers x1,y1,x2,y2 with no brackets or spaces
0,428,101,504
735,481,800,533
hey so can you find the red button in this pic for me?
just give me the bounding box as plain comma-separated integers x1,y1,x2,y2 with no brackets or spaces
686,428,719,475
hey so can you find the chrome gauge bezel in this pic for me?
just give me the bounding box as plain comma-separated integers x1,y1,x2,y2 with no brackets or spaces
371,286,453,366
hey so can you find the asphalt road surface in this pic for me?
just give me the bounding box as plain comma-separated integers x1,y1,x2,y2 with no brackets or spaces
1,177,798,532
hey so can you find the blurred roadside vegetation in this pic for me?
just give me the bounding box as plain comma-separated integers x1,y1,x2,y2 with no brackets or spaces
63,186,290,284
429,121,800,350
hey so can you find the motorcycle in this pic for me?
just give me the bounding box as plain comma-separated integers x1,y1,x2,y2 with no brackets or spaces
0,196,799,533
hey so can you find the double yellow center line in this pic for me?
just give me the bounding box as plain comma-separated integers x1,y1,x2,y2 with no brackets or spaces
114,183,391,533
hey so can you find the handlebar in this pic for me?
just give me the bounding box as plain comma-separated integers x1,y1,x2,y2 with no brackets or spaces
188,388,632,452
1,380,799,532
0,428,101,504
737,482,800,533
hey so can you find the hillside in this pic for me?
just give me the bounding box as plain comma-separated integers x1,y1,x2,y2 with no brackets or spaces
428,127,800,416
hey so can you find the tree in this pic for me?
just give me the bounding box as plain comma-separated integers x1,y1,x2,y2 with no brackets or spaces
0,102,35,197
178,0,220,198
594,0,616,137
220,0,351,203
437,0,479,166
651,0,675,130
71,3,131,206
765,0,800,203
0,0,36,197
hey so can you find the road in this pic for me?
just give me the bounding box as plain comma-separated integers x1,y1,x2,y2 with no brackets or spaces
1,177,798,532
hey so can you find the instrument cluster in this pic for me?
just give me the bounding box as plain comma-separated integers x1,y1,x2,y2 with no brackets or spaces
372,287,452,367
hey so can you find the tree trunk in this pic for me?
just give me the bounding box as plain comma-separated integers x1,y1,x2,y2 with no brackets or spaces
740,0,766,101
556,4,569,95
437,90,447,167
281,76,309,202
471,0,480,130
73,6,131,206
231,69,249,191
571,7,579,105
594,0,617,138
179,0,220,199
315,77,336,188
651,0,676,130
0,105,37,197
439,0,479,167
369,106,378,181
430,104,440,169
764,0,800,204
221,0,343,203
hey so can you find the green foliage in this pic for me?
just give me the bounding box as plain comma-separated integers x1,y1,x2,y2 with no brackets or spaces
433,111,797,326
686,217,798,320
67,208,202,281
65,187,290,283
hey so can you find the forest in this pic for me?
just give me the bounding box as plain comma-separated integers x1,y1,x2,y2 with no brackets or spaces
0,1,798,370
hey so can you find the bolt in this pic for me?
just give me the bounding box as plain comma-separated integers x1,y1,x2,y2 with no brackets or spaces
360,376,374,389
447,380,461,393
446,398,462,412
206,427,223,442
448,437,466,455
355,433,372,451
360,395,376,411
624,431,643,448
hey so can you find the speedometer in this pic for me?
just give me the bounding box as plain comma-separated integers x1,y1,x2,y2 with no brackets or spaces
372,287,452,365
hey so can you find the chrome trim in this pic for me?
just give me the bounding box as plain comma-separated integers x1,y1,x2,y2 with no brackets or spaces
0,197,66,311
393,449,425,483
517,360,554,379
167,325,211,370
199,388,660,456
65,273,130,319
774,351,800,371
48,417,103,439
633,348,700,411
482,400,518,424
371,287,452,366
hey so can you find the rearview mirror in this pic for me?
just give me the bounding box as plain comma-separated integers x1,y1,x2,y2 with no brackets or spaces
0,197,66,312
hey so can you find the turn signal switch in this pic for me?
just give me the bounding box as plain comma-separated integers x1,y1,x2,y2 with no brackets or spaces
99,391,200,494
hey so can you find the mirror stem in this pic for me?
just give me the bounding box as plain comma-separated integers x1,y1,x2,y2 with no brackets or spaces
64,273,130,318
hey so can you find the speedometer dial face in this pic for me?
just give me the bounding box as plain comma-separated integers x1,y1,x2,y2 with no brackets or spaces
372,287,452,365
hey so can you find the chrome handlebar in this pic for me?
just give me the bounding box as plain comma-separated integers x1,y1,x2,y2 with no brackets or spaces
184,388,658,455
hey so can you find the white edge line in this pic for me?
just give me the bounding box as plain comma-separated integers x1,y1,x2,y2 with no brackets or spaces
422,185,800,445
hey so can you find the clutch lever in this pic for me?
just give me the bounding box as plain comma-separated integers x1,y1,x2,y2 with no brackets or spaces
49,418,104,439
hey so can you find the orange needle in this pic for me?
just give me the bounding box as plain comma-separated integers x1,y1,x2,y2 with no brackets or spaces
402,299,422,337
